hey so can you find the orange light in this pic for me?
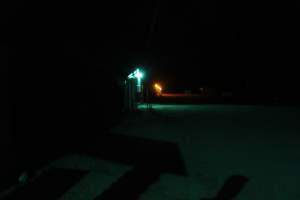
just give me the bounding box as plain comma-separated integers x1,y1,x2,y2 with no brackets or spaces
154,84,162,91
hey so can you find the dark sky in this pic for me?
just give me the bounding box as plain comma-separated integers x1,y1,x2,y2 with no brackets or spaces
2,1,299,91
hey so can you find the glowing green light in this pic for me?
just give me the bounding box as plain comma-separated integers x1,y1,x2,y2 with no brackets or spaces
128,73,134,79
135,68,143,79
128,68,144,80
127,68,144,93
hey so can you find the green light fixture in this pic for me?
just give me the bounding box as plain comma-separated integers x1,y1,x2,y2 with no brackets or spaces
127,68,144,93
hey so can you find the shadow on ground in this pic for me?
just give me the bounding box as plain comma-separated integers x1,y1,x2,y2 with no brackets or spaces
201,175,249,200
1,132,188,200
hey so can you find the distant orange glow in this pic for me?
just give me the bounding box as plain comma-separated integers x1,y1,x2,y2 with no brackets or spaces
154,83,162,96
154,84,162,91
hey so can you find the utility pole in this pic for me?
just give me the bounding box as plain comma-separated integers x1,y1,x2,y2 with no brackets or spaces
145,0,160,51
143,0,160,110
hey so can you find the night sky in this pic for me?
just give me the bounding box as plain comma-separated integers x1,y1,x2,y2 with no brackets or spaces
2,1,299,94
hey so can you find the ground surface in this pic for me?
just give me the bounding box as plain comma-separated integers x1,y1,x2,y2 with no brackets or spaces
113,104,300,200
3,104,300,200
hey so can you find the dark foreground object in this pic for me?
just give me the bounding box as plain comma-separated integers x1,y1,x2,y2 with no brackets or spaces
3,168,87,200
201,175,249,200
2,133,187,199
